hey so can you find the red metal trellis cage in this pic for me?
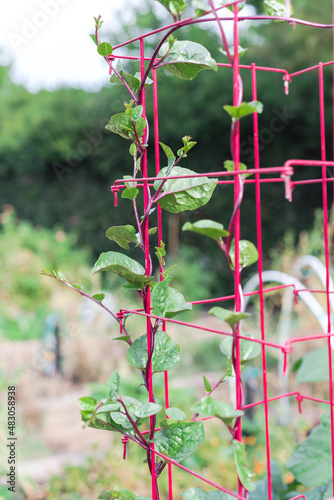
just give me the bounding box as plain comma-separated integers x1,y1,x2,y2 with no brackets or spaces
100,2,334,499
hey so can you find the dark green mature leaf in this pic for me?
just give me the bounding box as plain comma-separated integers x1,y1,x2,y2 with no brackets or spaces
264,0,293,17
106,113,146,141
306,482,334,500
166,407,187,421
233,440,255,491
158,40,217,80
220,333,261,362
223,101,263,121
249,460,287,500
106,225,138,249
229,239,259,270
107,370,120,400
295,347,334,383
209,306,250,327
154,166,217,213
152,277,192,318
108,396,143,429
181,487,234,499
110,68,141,95
182,219,229,240
122,187,140,200
127,330,180,372
191,396,243,425
286,411,332,488
154,421,205,462
92,252,151,285
97,42,113,57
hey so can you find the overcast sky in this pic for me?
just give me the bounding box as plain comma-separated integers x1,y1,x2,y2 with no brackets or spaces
0,0,144,92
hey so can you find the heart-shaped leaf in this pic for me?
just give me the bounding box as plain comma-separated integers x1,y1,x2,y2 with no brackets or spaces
209,306,250,327
127,330,180,373
182,219,229,240
106,225,138,249
97,42,113,57
106,113,146,141
223,101,263,121
158,40,217,80
229,239,259,270
154,166,217,213
154,420,205,462
135,402,162,418
152,277,192,318
191,396,243,426
107,370,120,400
92,293,105,303
295,347,334,383
92,252,151,285
220,333,261,362
166,407,187,421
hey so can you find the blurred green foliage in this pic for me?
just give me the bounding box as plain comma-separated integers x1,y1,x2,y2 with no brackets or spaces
0,205,91,340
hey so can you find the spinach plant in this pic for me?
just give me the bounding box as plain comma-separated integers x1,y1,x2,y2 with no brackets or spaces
42,0,316,498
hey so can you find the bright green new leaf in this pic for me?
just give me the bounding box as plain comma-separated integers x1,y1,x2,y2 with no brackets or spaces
233,440,255,491
154,420,205,462
209,306,250,327
223,101,263,121
97,42,113,57
78,396,97,412
98,488,152,500
229,239,259,270
155,241,166,264
158,40,217,80
192,0,208,18
110,335,131,343
220,333,261,362
154,166,217,213
151,277,192,318
130,105,143,122
203,375,212,393
221,1,245,12
224,160,251,179
90,33,98,46
127,330,180,373
135,402,162,418
166,407,187,421
122,187,140,201
159,142,175,161
108,396,143,429
181,487,234,499
92,293,105,303
106,225,138,249
110,68,141,95
155,0,187,17
286,411,332,487
182,219,229,240
264,0,293,17
92,251,151,285
71,283,83,291
191,396,243,426
107,370,120,400
295,347,334,383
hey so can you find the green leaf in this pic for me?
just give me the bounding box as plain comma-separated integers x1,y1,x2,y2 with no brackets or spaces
110,69,141,95
154,166,217,213
127,330,180,373
305,482,334,500
166,407,187,421
106,112,146,141
108,396,143,429
122,187,140,200
295,347,334,383
192,0,208,18
221,0,245,12
92,293,105,303
224,160,251,179
218,45,248,59
233,440,255,491
191,396,243,426
97,42,113,57
110,335,131,343
286,411,332,487
223,101,263,121
107,371,120,400
160,142,175,160
248,460,287,500
155,0,188,17
152,277,192,318
220,333,261,362
131,105,143,122
135,402,162,418
182,219,229,240
202,375,212,393
229,239,259,270
221,358,233,382
163,264,177,280
71,283,83,291
98,487,152,500
90,33,98,46
264,0,293,17
209,307,250,327
181,487,234,499
92,251,151,284
155,241,166,264
158,40,217,80
78,396,97,412
106,225,138,249
154,420,205,462
177,136,197,157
